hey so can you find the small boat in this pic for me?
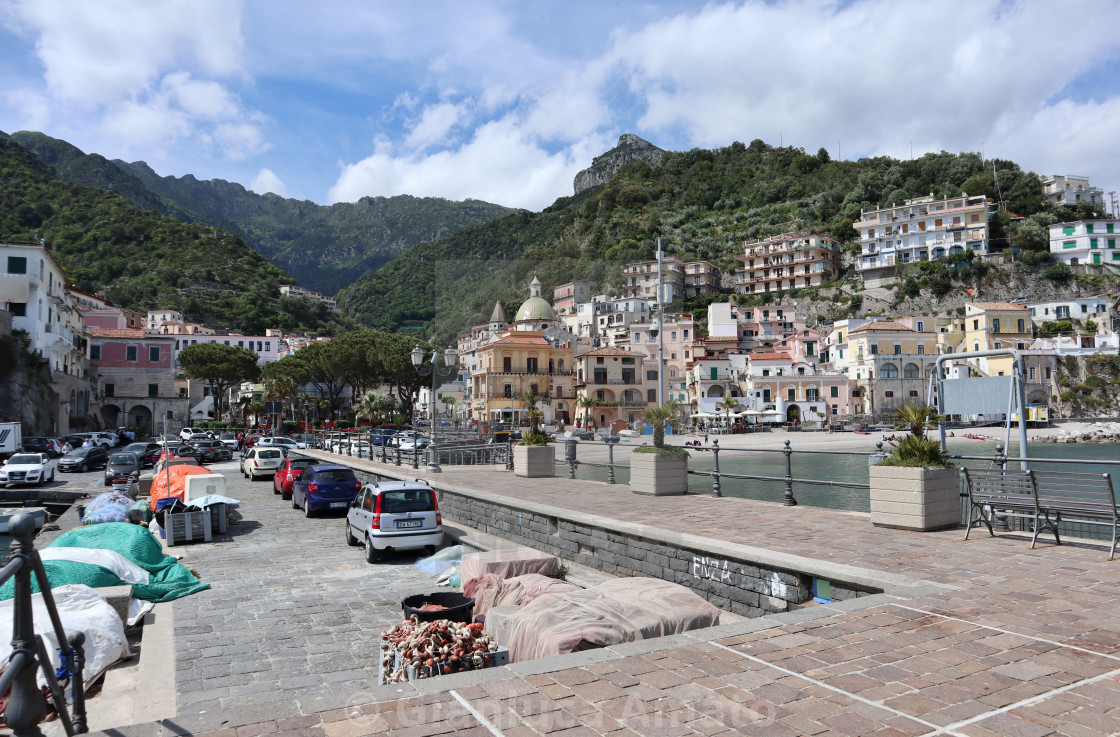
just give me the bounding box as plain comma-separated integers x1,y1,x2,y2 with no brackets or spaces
0,507,48,534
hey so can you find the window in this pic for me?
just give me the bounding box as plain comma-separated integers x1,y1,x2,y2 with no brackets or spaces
526,358,538,373
909,390,919,397
880,363,899,378
1063,241,1076,249
647,389,656,402
149,346,160,362
126,345,138,361
1063,226,1074,236
238,341,244,347
503,384,512,397
1046,368,1052,380
1109,240,1116,248
148,383,159,397
806,389,818,401
596,390,605,401
1086,224,1095,234
870,344,878,355
903,363,920,378
893,344,901,355
104,384,115,398
621,357,634,364
1017,319,1025,333
830,386,839,398
646,370,657,380
972,319,979,330
8,302,26,317
884,391,894,398
1029,367,1036,380
90,344,101,360
530,383,538,396
831,405,838,415
1108,223,1115,234
917,345,925,355
762,369,770,377
6,256,27,274
916,321,924,332
1090,238,1098,249
992,319,1000,332
683,329,689,339
787,388,795,401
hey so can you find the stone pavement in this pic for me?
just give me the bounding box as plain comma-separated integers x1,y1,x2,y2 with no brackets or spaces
91,452,1120,737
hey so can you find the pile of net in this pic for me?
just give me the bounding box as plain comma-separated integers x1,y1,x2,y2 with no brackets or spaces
0,522,209,603
486,578,720,662
463,573,582,620
460,548,558,581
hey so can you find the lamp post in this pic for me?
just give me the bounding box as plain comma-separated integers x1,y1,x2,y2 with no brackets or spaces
411,345,459,473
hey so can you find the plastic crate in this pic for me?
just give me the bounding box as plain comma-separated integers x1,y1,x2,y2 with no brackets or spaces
166,509,212,546
206,503,228,534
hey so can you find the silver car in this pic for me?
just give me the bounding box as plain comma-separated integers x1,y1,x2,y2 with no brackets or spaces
344,482,443,563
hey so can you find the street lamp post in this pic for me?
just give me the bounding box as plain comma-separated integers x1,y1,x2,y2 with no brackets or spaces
411,345,459,473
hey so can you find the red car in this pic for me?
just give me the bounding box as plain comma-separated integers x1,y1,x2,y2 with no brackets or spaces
273,455,316,499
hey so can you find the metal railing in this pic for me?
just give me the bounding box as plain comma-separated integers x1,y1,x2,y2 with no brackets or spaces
0,513,88,735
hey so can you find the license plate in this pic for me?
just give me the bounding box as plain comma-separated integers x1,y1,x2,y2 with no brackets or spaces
396,520,423,529
328,502,347,509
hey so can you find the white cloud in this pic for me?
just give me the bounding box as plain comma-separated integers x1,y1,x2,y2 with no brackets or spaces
250,168,287,196
403,101,471,151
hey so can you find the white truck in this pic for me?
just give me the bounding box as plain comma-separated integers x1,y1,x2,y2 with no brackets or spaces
0,422,22,461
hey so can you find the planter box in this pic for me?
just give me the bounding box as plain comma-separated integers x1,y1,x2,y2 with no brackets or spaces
514,445,555,478
630,452,688,496
869,465,960,531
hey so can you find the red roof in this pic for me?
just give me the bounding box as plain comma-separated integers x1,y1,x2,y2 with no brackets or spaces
89,328,145,338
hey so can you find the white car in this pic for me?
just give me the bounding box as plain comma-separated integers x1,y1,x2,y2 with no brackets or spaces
331,439,371,456
179,427,210,441
240,447,284,480
91,432,117,448
396,436,430,452
259,437,299,451
0,453,56,487
345,481,443,563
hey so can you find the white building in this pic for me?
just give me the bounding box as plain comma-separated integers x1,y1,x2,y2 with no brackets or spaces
279,285,338,312
1049,220,1120,267
1039,174,1106,210
169,333,281,365
146,310,184,331
854,194,990,287
594,297,651,346
1027,297,1111,328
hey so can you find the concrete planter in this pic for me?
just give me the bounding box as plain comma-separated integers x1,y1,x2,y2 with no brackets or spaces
630,452,689,496
869,465,960,531
514,444,555,478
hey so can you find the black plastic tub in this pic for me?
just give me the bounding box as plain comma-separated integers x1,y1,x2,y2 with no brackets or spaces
401,592,475,623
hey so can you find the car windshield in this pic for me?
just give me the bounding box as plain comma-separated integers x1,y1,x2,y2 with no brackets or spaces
67,449,90,458
290,458,313,469
220,433,236,439
381,489,434,513
315,469,356,483
110,454,137,464
8,454,41,465
258,449,282,459
124,444,147,453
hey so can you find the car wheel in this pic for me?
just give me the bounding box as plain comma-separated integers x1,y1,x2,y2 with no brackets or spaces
364,535,381,564
291,494,299,509
273,480,280,495
49,470,55,483
248,469,255,481
345,519,359,546
79,462,87,473
304,499,314,518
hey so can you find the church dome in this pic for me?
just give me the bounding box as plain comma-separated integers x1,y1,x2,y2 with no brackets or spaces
514,275,556,322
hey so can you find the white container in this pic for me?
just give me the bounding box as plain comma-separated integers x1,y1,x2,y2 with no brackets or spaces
183,473,226,503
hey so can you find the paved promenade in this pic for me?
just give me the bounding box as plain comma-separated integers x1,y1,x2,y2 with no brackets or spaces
97,451,1120,737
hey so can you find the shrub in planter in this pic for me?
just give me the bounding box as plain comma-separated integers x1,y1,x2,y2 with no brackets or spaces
631,403,690,495
870,404,957,530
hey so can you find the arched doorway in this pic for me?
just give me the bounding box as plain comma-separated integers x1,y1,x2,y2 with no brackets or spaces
101,404,121,428
706,385,725,398
130,405,153,433
786,405,801,423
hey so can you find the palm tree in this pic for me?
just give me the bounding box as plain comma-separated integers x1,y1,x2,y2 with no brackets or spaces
716,396,741,429
441,396,457,423
640,402,679,449
352,391,379,427
519,390,544,433
893,403,941,439
576,395,595,428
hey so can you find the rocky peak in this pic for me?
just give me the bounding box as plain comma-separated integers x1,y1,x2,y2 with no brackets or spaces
573,134,665,194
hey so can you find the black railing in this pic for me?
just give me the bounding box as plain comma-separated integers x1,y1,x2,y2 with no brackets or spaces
1,513,87,736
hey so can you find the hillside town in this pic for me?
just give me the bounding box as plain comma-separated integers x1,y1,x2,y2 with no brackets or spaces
3,180,1117,436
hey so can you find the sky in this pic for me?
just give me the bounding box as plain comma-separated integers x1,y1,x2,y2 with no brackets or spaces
2,0,1120,213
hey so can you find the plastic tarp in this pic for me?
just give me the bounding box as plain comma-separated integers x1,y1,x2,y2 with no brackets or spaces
486,578,721,662
149,464,214,511
43,523,210,602
38,547,150,585
460,548,557,583
415,545,466,575
0,584,130,692
463,573,582,619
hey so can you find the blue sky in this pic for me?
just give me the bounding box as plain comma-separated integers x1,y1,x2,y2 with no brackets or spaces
2,0,1120,211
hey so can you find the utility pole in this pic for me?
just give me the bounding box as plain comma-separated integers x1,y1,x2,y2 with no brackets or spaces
1110,191,1118,218
656,239,665,406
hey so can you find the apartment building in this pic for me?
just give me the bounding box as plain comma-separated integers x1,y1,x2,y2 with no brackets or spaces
855,194,989,287
1039,174,1106,209
169,333,281,365
739,352,854,422
0,241,93,434
1027,297,1111,327
551,280,590,315
734,233,840,294
959,302,1033,377
839,320,941,415
623,257,722,301
686,358,742,416
279,284,338,311
89,328,186,434
1049,220,1120,267
574,347,653,429
471,330,575,425
627,314,695,385
593,297,651,346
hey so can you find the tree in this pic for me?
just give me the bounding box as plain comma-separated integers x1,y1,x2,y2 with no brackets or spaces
441,395,457,422
640,402,679,449
576,395,596,428
286,341,347,419
716,396,740,427
518,390,549,433
178,342,261,420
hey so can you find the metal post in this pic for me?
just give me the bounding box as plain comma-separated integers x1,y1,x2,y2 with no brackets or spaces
395,445,401,467
379,436,387,463
347,434,352,456
782,439,797,506
994,442,1010,531
412,446,419,469
6,514,47,735
565,438,577,480
711,439,721,497
606,439,615,484
69,631,87,734
656,238,665,406
506,435,514,471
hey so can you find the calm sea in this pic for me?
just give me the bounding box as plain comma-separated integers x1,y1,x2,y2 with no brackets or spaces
576,440,1120,513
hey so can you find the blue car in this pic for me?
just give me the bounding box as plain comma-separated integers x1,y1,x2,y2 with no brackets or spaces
291,464,362,517
369,429,397,446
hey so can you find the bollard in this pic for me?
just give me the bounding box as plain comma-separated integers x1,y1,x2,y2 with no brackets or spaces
782,439,797,506
606,439,616,485
412,447,419,469
565,439,577,480
380,438,387,463
711,439,721,497
68,631,88,733
993,442,1010,531
347,435,352,457
506,435,514,471
395,445,402,466
869,440,890,466
5,515,47,734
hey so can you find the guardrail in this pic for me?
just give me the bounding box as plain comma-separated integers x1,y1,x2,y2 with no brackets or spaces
0,513,88,735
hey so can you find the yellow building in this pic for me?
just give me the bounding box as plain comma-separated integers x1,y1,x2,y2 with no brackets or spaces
574,347,653,429
960,302,1033,376
844,321,940,415
472,331,574,425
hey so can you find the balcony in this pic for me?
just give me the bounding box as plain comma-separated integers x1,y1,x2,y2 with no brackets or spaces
490,369,573,377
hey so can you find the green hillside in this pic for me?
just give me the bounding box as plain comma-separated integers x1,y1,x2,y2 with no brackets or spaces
340,139,1101,342
0,133,350,335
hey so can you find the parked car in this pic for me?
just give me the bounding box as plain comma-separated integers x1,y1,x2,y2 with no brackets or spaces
259,437,299,451
190,440,233,464
345,481,443,563
331,439,371,456
62,434,91,449
218,432,239,450
90,432,117,448
369,429,397,446
241,447,284,480
58,446,110,473
122,442,163,468
396,435,430,452
291,464,361,517
273,455,316,499
0,452,56,487
104,452,142,485
21,437,64,458
179,427,211,441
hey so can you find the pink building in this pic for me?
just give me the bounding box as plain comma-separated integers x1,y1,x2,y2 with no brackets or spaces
89,328,186,433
